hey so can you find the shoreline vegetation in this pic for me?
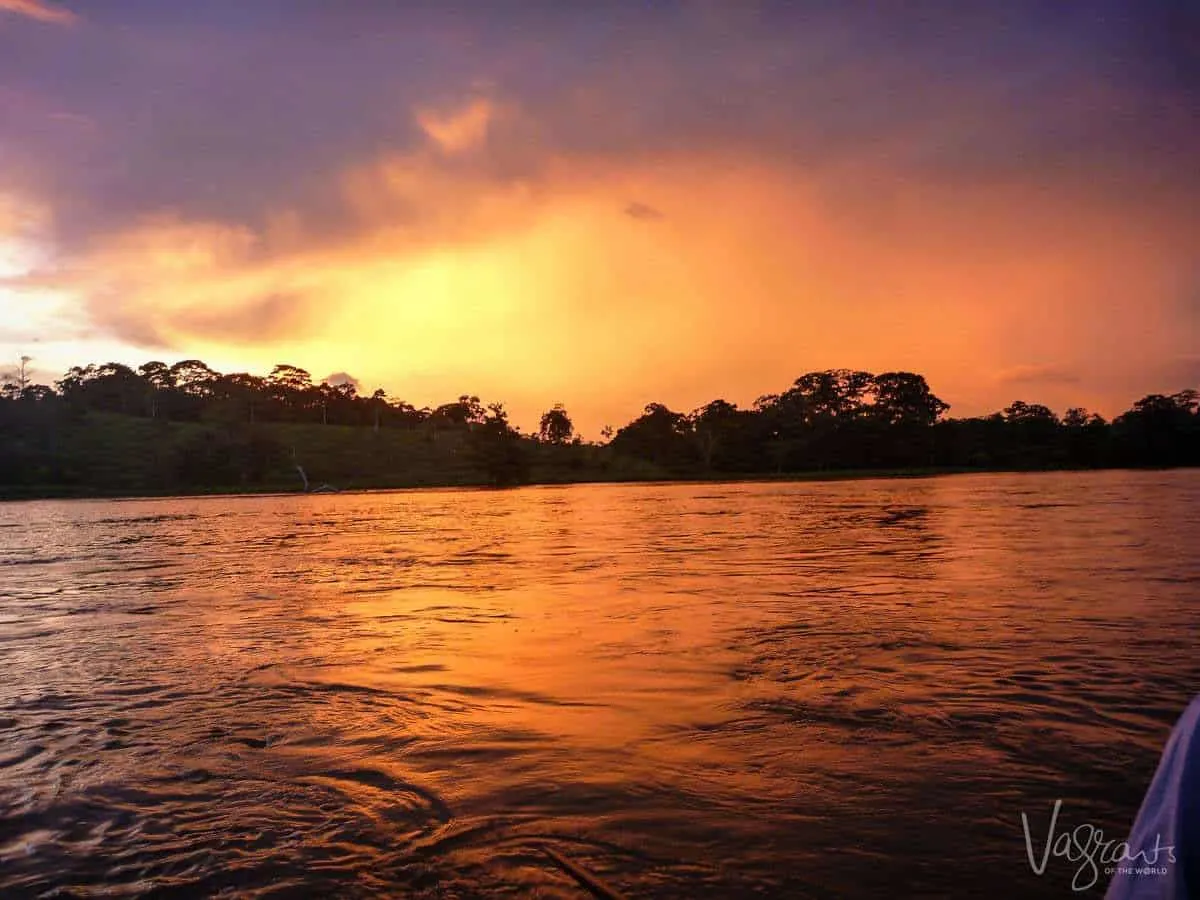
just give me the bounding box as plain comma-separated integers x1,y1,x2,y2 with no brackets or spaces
0,467,1043,502
2,360,1197,501
1,465,1194,505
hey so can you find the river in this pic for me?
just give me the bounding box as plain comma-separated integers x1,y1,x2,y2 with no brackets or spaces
2,470,1198,897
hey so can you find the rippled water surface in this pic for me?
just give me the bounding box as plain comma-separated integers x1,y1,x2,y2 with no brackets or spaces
2,471,1199,898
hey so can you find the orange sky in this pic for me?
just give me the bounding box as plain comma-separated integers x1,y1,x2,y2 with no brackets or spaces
1,3,1197,436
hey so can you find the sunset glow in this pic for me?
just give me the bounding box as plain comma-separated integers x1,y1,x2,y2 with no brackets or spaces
1,3,1196,434
2,6,1200,897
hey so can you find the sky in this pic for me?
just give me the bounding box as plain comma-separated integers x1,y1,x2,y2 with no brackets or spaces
0,0,1197,436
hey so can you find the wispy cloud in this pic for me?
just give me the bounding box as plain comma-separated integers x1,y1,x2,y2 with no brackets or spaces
0,189,51,242
416,98,495,155
624,201,664,221
995,364,1082,387
0,0,76,25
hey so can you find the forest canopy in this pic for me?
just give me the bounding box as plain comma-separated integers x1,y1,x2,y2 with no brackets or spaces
0,359,1196,497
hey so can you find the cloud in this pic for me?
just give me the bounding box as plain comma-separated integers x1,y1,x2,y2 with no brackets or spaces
15,135,1192,431
995,364,1083,387
324,372,360,389
0,189,51,248
13,216,322,350
3,4,1199,432
624,201,664,221
416,98,495,155
173,293,315,346
7,5,1198,254
0,188,68,355
0,0,76,25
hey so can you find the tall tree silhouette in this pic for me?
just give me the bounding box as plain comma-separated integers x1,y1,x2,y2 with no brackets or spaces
539,404,574,444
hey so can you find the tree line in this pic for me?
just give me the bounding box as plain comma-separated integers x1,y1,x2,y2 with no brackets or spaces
0,359,579,492
609,370,1198,472
0,359,1197,495
12,360,561,436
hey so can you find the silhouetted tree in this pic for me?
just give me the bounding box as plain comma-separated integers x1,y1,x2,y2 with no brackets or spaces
211,373,266,424
871,372,949,426
1112,391,1200,466
539,404,574,444
427,394,485,437
3,356,1199,497
170,360,218,398
611,403,696,470
138,361,173,417
1,355,33,398
468,401,530,486
789,369,874,421
690,399,743,470
369,389,388,433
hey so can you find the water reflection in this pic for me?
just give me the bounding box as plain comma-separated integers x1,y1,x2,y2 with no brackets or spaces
1,471,1198,897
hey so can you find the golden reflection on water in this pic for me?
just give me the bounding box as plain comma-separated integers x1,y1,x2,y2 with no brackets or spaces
1,471,1199,897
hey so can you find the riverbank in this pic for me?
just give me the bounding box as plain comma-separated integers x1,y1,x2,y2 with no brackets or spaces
0,463,1173,503
2,409,1194,502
